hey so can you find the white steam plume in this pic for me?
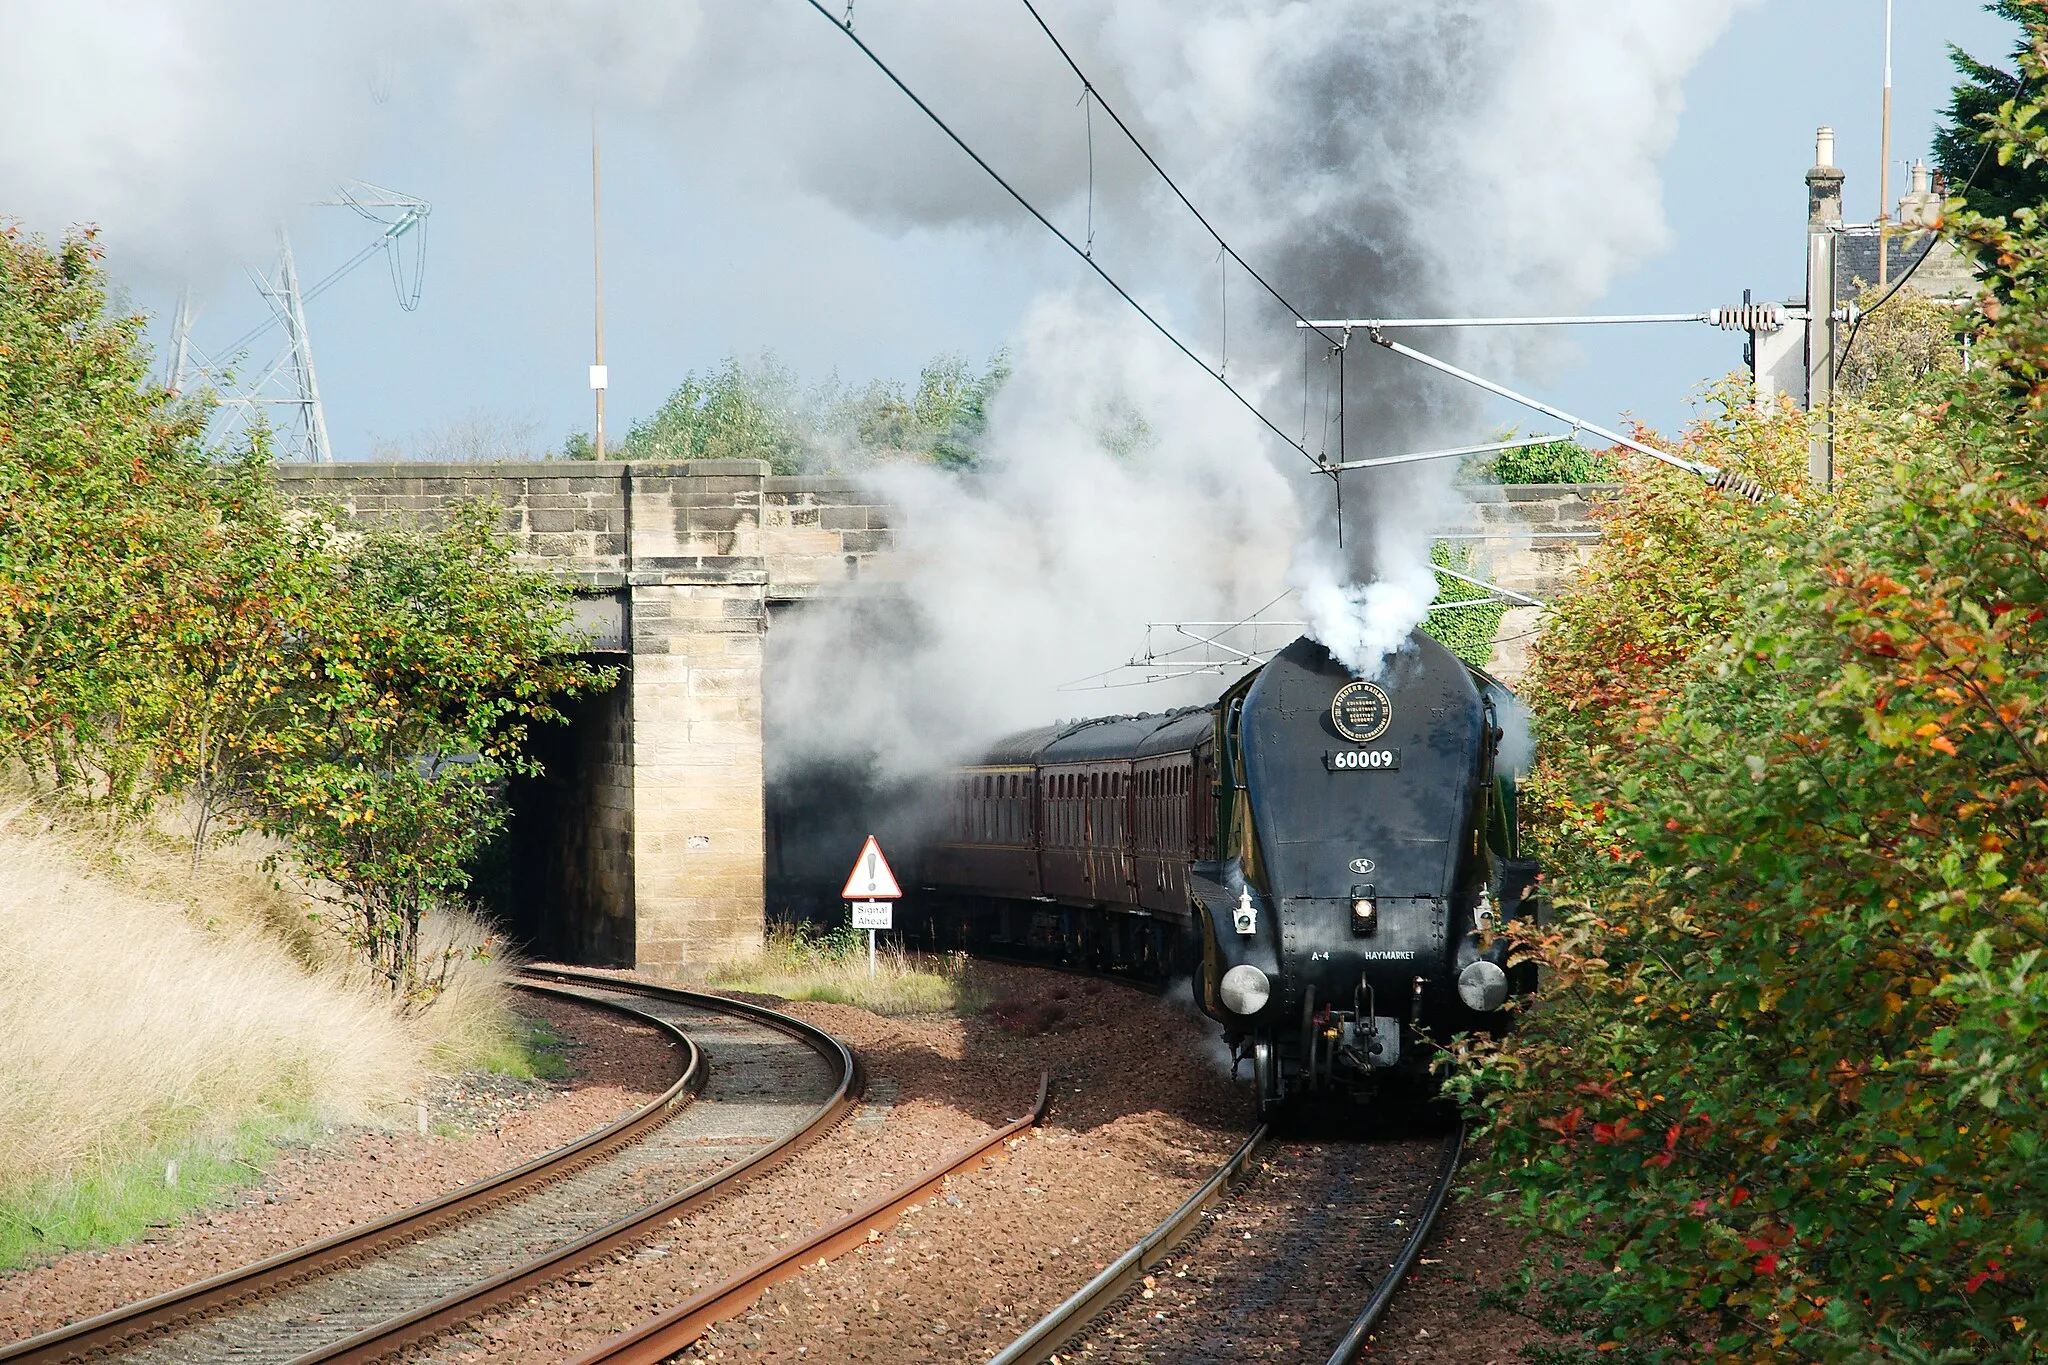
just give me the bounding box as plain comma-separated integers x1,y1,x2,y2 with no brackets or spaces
2,0,1754,756
766,291,1297,780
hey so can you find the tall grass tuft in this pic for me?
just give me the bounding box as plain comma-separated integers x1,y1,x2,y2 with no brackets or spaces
708,920,982,1016
0,793,527,1266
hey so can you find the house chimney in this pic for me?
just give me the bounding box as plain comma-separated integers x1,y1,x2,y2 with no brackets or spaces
1898,159,1941,228
1807,125,1846,226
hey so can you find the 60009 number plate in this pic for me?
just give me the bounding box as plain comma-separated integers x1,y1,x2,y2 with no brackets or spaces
1325,748,1401,772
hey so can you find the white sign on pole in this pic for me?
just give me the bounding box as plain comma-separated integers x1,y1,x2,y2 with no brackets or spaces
842,838,902,981
839,835,903,901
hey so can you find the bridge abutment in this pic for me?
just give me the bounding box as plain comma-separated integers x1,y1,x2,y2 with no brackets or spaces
627,581,767,973
277,459,889,977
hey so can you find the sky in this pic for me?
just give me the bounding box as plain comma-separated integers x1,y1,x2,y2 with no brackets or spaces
9,1,2020,460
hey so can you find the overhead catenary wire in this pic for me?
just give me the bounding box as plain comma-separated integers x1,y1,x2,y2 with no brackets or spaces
1015,0,1338,346
800,0,1324,469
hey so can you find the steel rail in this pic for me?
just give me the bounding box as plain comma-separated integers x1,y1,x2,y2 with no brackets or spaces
984,1122,1464,1365
295,970,863,1365
570,1072,1053,1365
1322,1123,1465,1365
0,980,702,1365
984,1123,1272,1365
0,971,860,1365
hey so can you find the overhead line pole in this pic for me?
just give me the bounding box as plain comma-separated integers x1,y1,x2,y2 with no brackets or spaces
1879,0,1895,288
592,110,609,460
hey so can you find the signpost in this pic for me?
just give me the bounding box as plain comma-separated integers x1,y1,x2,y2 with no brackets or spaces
840,835,902,979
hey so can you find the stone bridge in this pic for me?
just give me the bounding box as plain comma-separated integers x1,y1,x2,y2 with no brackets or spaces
277,460,1607,977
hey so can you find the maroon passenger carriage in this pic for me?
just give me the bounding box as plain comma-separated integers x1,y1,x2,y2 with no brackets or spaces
916,706,1218,976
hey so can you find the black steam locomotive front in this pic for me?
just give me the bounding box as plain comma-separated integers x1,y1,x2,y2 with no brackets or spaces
1190,632,1533,1105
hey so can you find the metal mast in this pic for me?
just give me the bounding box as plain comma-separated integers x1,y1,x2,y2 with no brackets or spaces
273,231,335,463
1878,0,1895,287
164,287,194,393
591,111,609,459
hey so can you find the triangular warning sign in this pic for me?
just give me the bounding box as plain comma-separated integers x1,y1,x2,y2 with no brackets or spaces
841,835,903,900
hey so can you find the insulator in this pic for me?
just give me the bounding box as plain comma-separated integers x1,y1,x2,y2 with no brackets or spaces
1712,303,1785,334
1709,468,1769,503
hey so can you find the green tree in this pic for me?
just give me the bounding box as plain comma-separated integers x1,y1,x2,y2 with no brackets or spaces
1935,2,2047,220
848,350,1010,468
623,357,802,473
0,225,220,804
140,463,334,869
246,503,611,1002
1838,287,1968,401
1474,437,1618,485
0,226,612,998
918,349,1010,468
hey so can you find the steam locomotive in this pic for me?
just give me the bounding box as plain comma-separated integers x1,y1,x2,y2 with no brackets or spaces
909,629,1537,1110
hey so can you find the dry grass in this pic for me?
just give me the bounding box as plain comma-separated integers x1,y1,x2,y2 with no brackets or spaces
0,784,530,1264
708,921,983,1016
0,814,416,1192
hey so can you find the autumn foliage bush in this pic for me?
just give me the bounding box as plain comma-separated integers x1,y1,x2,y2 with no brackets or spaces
0,223,610,1001
1453,23,2048,1361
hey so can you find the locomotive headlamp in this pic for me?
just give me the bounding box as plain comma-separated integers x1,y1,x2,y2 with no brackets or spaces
1349,883,1377,935
1458,960,1509,1012
1219,964,1271,1016
1232,886,1258,936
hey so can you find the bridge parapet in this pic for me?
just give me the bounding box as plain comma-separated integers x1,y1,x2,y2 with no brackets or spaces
274,461,897,594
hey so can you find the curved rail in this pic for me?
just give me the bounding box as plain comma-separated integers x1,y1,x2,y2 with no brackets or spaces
0,970,859,1365
985,1122,1271,1365
573,1072,1053,1365
1322,1123,1464,1365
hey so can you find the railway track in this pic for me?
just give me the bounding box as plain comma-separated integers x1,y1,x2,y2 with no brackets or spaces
989,1115,1463,1365
0,968,858,1365
566,1074,1050,1365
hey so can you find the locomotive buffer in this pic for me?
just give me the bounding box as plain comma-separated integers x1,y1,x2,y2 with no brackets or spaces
841,835,903,978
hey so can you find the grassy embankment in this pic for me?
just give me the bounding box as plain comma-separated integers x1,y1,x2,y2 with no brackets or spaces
708,921,984,1015
0,794,532,1269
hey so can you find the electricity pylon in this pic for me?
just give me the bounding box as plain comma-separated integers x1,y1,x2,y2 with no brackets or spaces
170,181,430,463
